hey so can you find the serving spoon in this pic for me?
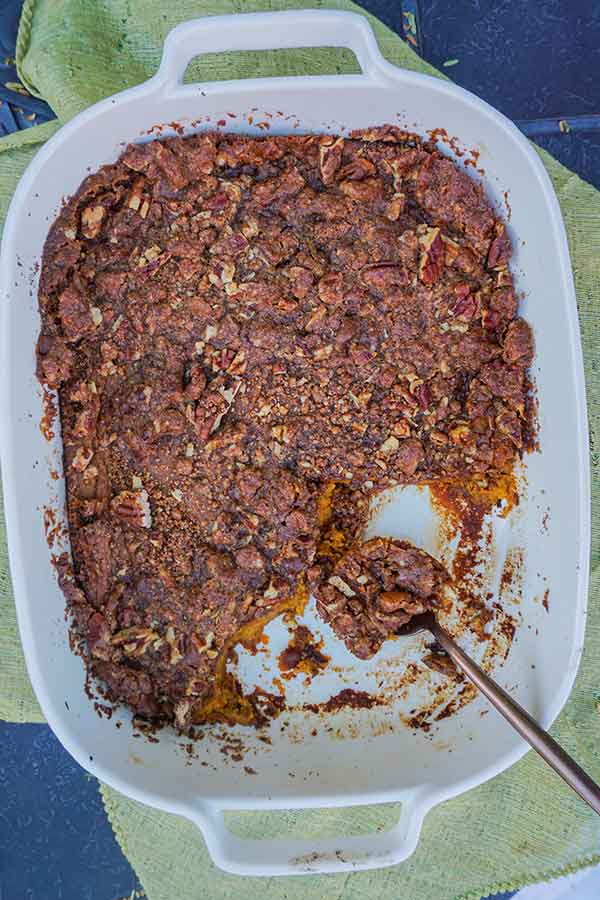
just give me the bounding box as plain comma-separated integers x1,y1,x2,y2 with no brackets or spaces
398,611,600,815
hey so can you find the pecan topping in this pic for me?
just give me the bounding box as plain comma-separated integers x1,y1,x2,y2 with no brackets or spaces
37,127,533,734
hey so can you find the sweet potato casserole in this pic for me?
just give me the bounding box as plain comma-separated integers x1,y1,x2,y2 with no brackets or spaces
36,126,534,732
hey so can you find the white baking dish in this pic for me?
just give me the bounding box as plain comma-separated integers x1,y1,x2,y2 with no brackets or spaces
0,10,590,876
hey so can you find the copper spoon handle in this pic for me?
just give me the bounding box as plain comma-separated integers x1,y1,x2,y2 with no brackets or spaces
430,617,600,815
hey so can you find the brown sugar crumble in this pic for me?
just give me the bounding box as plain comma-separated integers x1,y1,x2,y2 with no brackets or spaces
303,688,386,715
278,624,330,679
36,125,534,734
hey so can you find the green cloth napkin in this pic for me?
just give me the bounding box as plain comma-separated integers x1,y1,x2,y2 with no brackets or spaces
2,1,599,898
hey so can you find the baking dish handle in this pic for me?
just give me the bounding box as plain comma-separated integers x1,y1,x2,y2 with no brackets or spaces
189,791,428,876
154,10,390,91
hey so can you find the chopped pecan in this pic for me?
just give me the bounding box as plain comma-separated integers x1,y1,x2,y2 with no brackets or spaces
36,334,73,387
495,408,522,447
415,382,431,411
396,438,424,475
450,285,477,320
86,612,112,660
480,360,525,401
194,379,240,441
384,192,406,221
153,409,187,436
351,125,410,143
227,349,247,375
174,700,191,730
377,589,414,613
58,285,96,342
287,265,314,299
165,626,183,665
210,230,248,257
137,246,172,276
328,574,356,598
241,217,259,238
449,424,471,445
392,419,411,438
441,234,460,265
503,317,534,367
453,246,480,275
112,627,159,657
418,227,445,285
95,271,127,299
379,435,399,455
386,159,405,191
71,446,94,472
126,177,149,216
234,545,266,571
208,259,235,285
318,271,344,305
81,204,106,239
183,361,207,400
481,306,502,332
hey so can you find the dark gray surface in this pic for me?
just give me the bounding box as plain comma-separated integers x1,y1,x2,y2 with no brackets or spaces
0,723,142,899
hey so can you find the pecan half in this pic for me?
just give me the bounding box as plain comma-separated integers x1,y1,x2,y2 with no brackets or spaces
338,157,376,182
487,222,511,269
339,177,384,202
110,489,152,528
318,137,344,185
361,262,409,292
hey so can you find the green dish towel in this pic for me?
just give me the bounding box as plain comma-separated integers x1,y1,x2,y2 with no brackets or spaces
1,2,599,898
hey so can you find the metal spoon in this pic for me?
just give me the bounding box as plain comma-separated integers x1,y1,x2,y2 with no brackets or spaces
398,611,600,815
